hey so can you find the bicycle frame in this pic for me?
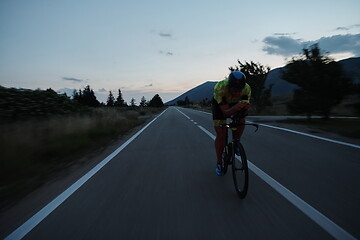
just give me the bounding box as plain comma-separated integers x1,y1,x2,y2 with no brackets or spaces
220,116,258,198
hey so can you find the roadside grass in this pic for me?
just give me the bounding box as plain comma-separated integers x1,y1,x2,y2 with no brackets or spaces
0,107,164,210
277,118,360,139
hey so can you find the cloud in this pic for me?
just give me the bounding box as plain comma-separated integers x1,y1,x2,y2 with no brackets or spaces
62,77,84,83
335,27,349,31
159,32,172,38
159,50,174,56
273,32,297,36
263,34,360,57
334,24,360,31
263,36,303,56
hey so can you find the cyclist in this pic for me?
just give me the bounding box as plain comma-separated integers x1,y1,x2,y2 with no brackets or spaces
212,71,251,176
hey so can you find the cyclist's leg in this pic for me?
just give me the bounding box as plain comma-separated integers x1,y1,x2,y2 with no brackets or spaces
214,125,226,164
232,117,245,140
212,98,227,164
232,118,245,155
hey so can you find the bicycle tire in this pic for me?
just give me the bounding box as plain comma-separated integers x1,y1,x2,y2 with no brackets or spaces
231,142,249,198
221,143,232,174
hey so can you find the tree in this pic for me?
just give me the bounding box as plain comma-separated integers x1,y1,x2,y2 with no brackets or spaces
114,89,126,107
140,96,147,107
229,60,272,114
176,100,186,106
200,98,211,107
72,85,100,107
106,91,115,107
282,44,351,118
148,94,164,107
130,98,136,107
184,96,191,105
72,89,80,101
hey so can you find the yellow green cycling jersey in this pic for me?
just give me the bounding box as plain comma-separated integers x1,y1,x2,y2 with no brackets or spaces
213,79,251,105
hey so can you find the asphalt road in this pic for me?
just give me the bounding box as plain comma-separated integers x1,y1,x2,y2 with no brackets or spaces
3,107,360,240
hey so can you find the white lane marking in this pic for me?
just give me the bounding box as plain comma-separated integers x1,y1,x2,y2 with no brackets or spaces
198,125,215,140
177,108,357,240
4,109,168,240
247,160,356,240
175,107,192,120
186,108,360,150
247,121,360,150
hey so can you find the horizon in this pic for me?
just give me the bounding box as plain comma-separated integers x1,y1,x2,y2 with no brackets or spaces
1,1,359,103
1,55,358,104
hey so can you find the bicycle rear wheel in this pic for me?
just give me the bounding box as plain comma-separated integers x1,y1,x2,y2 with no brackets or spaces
232,142,248,198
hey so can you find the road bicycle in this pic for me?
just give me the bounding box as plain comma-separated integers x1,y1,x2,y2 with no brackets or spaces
220,114,258,199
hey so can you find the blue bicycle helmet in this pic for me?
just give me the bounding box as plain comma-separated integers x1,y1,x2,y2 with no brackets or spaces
228,71,246,91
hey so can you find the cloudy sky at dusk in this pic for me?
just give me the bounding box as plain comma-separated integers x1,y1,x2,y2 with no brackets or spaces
1,0,359,103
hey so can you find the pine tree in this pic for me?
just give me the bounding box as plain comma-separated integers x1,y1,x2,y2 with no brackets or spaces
130,98,136,107
72,85,99,107
140,96,147,107
107,91,115,107
115,89,125,107
148,94,164,107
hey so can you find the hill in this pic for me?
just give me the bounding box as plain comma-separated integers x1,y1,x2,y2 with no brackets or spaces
166,81,217,105
339,57,360,84
265,57,360,95
166,57,360,105
264,68,298,95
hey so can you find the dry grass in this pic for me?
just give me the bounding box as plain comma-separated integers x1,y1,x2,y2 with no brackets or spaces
0,107,164,210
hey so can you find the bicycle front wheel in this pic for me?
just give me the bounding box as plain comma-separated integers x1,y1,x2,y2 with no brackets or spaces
221,143,232,174
232,142,249,198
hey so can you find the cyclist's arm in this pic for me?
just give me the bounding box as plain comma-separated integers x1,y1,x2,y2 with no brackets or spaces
220,102,249,117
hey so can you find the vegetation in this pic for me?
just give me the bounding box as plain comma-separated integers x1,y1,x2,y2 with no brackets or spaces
106,91,115,106
0,85,165,210
147,94,164,107
140,96,147,107
73,85,100,107
282,44,352,119
0,86,84,122
177,96,192,106
114,89,127,107
229,60,273,114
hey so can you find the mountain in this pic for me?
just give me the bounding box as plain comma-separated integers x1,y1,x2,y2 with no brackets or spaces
339,57,360,84
264,68,298,95
166,57,360,104
265,57,360,95
165,81,217,105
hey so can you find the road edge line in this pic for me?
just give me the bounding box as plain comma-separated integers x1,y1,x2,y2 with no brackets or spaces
4,109,168,240
247,121,360,149
187,108,360,149
174,108,356,240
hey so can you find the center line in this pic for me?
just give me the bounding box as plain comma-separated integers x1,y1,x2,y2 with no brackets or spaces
176,108,356,240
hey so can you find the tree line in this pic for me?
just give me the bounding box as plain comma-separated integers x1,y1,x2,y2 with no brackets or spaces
72,87,164,108
236,44,354,118
0,85,164,122
178,43,355,118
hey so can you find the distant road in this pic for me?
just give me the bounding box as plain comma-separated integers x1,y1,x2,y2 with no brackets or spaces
3,107,360,240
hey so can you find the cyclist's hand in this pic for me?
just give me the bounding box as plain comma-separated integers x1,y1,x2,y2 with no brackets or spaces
234,102,251,111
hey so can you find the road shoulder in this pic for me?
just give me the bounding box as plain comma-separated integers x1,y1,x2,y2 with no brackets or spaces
0,113,160,239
